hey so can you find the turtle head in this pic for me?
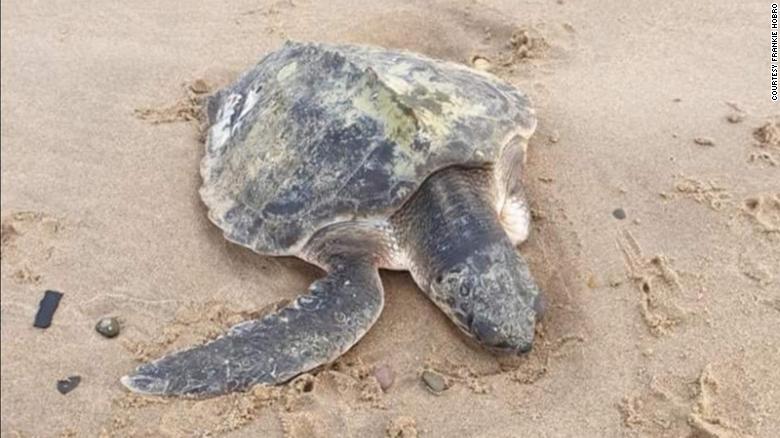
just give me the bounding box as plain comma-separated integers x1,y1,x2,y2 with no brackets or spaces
432,242,542,355
397,166,543,355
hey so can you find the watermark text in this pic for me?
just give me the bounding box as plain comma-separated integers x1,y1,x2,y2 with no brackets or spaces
772,4,778,100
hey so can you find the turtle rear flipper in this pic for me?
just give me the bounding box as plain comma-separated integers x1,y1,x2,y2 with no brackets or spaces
121,258,383,397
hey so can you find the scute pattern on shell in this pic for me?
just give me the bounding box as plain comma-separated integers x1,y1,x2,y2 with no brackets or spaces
200,41,536,254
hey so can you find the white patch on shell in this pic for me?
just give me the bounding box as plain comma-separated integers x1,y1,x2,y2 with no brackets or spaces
209,93,242,152
382,62,415,94
239,87,262,121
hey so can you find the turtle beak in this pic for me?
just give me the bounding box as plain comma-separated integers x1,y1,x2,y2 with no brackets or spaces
469,313,535,355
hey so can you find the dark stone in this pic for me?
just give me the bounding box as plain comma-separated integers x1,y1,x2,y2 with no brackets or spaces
421,370,448,393
56,376,81,395
33,290,63,329
612,208,627,220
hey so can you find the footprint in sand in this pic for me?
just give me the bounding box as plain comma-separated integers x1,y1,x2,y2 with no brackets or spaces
749,119,780,165
742,193,780,237
616,229,705,336
1,211,62,285
619,362,758,438
745,119,780,166
669,176,733,211
664,175,779,241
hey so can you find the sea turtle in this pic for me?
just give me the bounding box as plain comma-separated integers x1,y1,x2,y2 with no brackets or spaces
122,41,542,397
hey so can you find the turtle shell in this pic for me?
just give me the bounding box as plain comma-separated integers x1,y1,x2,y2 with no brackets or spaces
200,42,536,255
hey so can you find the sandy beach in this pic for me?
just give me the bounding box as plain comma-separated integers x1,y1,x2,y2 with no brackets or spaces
2,0,778,436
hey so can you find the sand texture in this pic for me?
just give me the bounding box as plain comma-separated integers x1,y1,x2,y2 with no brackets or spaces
2,0,778,437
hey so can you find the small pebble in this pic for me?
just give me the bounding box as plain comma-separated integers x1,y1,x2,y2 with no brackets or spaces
189,79,210,94
693,137,715,146
95,317,120,338
471,56,491,71
57,375,81,395
612,208,626,220
586,274,598,289
726,113,744,124
421,370,447,394
374,364,395,391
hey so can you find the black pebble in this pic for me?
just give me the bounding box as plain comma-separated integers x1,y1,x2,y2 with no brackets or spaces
56,375,81,395
612,208,627,220
33,290,63,328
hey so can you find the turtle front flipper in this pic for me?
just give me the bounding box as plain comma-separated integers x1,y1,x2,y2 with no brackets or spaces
121,256,383,397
